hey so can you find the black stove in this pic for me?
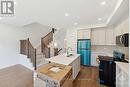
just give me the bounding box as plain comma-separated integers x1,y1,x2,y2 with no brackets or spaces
98,51,128,87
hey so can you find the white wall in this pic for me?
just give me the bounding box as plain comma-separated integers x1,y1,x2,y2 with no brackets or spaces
114,17,129,36
54,29,67,53
23,22,52,47
19,54,34,70
0,24,26,69
65,29,78,54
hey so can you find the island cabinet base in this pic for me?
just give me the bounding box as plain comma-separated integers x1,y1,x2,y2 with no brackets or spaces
70,56,81,79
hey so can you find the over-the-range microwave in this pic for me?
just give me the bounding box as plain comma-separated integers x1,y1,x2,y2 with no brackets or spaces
116,33,129,47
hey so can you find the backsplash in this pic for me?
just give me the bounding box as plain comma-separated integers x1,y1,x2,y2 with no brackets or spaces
91,45,129,60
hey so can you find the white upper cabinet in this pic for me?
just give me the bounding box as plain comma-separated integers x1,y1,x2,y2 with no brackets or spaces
105,28,115,45
77,29,91,39
91,18,129,45
91,27,115,45
91,29,105,45
97,29,106,45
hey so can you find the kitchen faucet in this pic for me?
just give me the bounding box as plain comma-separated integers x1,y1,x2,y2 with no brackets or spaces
67,47,72,57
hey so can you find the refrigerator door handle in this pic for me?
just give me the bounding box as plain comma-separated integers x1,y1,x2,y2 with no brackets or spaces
79,48,90,50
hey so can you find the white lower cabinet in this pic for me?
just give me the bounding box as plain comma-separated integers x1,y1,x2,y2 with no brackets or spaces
34,77,46,87
70,57,80,79
116,64,128,87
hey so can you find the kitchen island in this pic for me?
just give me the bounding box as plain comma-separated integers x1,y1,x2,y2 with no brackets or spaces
36,63,72,87
46,54,80,79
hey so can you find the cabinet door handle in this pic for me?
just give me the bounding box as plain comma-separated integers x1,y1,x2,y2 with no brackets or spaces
99,69,103,71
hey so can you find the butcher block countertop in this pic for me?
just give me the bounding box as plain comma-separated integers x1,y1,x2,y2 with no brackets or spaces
0,64,33,87
36,63,72,85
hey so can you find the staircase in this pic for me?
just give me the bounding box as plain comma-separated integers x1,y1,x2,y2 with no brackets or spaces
36,28,56,67
35,44,48,67
41,28,56,57
20,28,62,69
20,38,36,70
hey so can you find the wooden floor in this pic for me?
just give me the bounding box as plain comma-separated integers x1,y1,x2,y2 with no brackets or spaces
73,66,107,87
0,64,33,87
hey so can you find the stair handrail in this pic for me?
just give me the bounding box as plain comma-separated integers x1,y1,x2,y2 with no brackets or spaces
41,28,56,53
54,48,62,56
57,48,62,54
20,38,37,70
42,28,55,39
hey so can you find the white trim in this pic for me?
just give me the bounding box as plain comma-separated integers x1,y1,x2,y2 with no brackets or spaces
106,0,124,25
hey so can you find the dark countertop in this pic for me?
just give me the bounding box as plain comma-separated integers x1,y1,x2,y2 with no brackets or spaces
98,55,114,61
98,55,129,63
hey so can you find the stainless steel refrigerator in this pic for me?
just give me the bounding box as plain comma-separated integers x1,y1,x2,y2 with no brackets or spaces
77,39,91,66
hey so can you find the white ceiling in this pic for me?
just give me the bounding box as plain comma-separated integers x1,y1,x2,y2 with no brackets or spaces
0,0,128,29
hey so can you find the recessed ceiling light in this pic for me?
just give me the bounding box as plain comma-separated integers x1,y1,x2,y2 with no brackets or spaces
98,18,102,21
101,1,106,5
74,22,78,25
65,13,69,17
